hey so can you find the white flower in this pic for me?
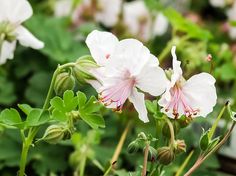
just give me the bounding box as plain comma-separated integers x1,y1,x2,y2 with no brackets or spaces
54,0,73,17
72,0,122,27
158,46,217,119
123,0,152,41
0,0,44,65
86,30,168,122
123,1,168,41
209,0,225,8
227,1,236,39
153,13,169,36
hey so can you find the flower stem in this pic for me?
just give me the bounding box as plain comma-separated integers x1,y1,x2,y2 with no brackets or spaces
175,150,194,176
142,143,150,176
18,62,75,176
165,117,175,146
184,121,236,176
110,120,132,164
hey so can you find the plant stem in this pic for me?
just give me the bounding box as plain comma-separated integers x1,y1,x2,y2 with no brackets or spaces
110,120,132,164
165,117,175,146
18,62,75,176
184,121,236,176
208,103,227,140
79,156,87,176
142,143,150,176
175,150,194,176
158,41,173,63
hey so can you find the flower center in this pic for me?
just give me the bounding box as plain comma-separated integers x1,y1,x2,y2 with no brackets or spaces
165,84,199,118
0,21,17,42
99,72,135,112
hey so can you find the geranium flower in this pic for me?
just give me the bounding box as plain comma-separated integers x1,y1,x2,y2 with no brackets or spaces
72,0,122,27
209,0,225,8
86,30,168,122
0,0,44,65
123,0,168,41
158,46,217,119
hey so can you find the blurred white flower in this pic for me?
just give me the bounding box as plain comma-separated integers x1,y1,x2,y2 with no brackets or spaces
227,0,236,39
209,0,225,8
86,30,168,122
158,46,217,119
0,0,44,65
123,0,168,41
54,0,73,17
153,13,169,36
72,0,122,27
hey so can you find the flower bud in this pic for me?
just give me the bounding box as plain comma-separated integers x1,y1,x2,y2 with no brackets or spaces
72,55,99,84
174,140,186,154
157,146,175,165
127,141,139,154
54,72,75,96
41,124,68,144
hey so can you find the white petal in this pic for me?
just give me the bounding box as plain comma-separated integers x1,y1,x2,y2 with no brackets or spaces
15,26,44,49
182,73,217,117
106,39,150,76
85,30,119,66
153,13,168,36
95,0,121,27
0,41,16,65
0,0,33,23
135,55,168,96
210,0,225,7
54,0,72,17
129,88,149,123
170,46,183,86
123,1,151,41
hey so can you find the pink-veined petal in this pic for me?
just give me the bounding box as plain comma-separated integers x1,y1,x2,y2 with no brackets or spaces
106,39,150,77
129,88,149,123
85,30,119,66
182,72,217,117
15,26,44,49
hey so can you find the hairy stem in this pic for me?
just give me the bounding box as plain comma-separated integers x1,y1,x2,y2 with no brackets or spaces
165,117,175,146
142,143,150,176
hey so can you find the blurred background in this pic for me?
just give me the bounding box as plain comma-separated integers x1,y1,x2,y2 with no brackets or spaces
0,0,236,175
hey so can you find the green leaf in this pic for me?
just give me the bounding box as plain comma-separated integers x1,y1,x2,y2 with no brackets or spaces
50,97,64,111
145,100,157,114
52,109,67,122
83,96,101,114
25,15,88,63
0,76,16,106
26,109,50,127
163,8,212,40
0,108,22,125
18,104,33,115
215,63,236,81
63,90,78,111
77,91,87,108
199,129,209,151
79,113,105,129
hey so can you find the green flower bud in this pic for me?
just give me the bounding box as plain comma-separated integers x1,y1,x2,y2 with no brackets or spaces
127,141,139,154
157,146,175,165
54,72,75,96
41,124,68,144
72,55,99,84
174,140,186,154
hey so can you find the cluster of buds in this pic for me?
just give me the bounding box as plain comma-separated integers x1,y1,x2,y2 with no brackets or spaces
53,55,99,96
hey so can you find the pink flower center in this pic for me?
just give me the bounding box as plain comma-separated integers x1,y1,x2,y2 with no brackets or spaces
165,84,199,118
99,72,135,112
